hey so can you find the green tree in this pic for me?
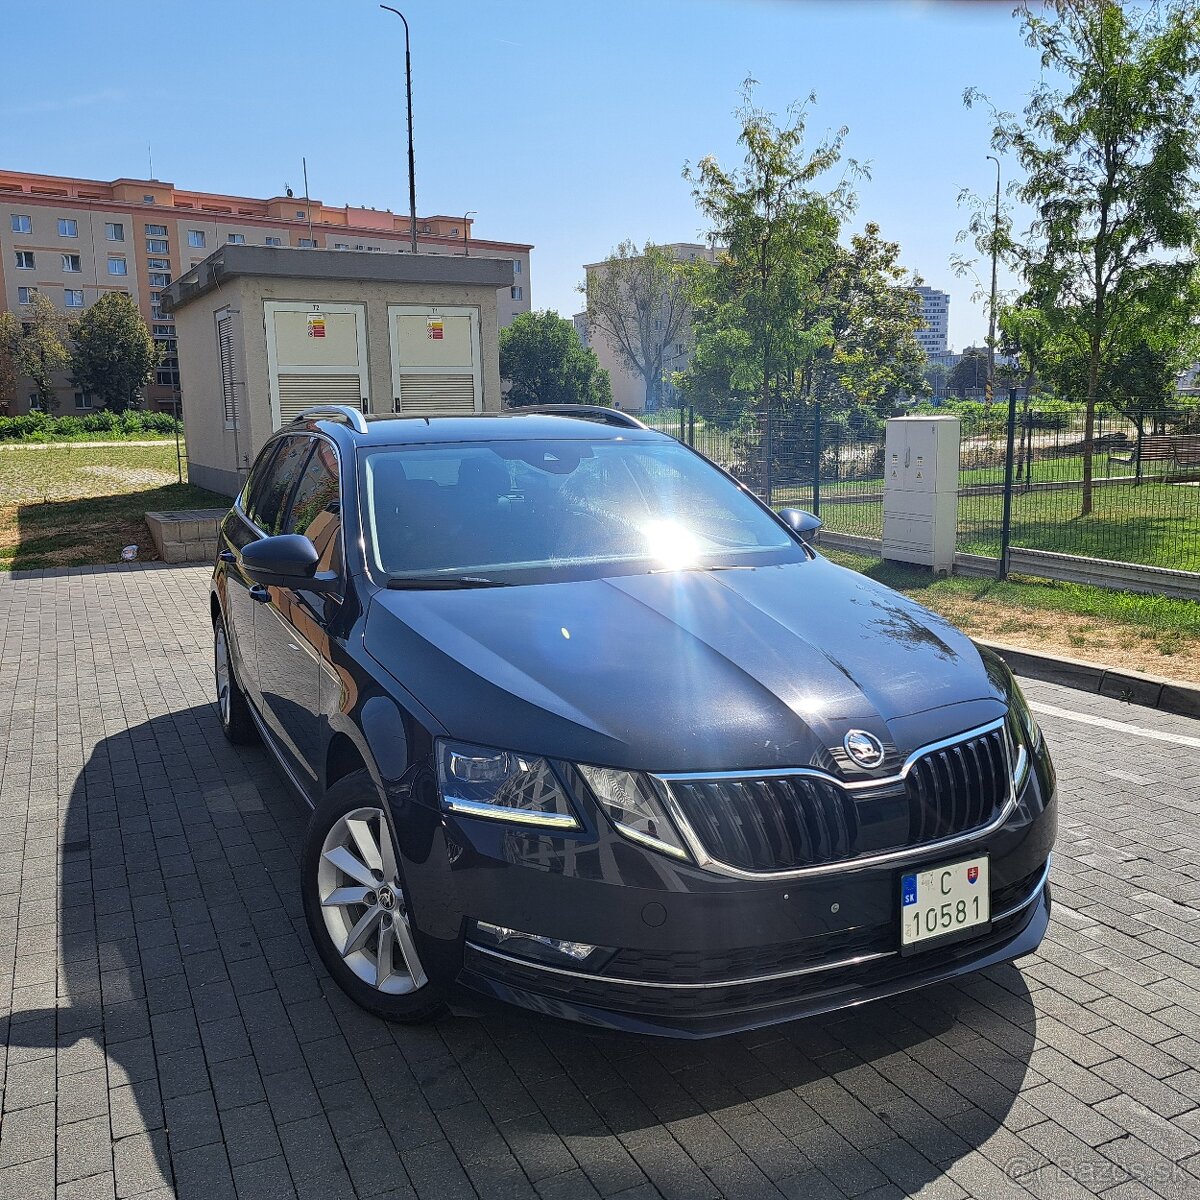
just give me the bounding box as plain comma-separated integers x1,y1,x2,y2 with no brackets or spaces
682,79,854,427
0,310,19,409
500,311,612,408
800,222,928,411
70,292,160,413
583,241,692,413
949,348,990,398
970,0,1200,514
0,292,72,411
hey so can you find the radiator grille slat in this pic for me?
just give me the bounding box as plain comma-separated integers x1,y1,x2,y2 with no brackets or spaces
665,727,1009,874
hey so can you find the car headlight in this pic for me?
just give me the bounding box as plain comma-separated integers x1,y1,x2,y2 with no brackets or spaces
1005,678,1041,790
577,765,691,861
436,740,580,829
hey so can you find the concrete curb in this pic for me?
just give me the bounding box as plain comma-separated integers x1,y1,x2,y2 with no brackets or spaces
980,638,1200,720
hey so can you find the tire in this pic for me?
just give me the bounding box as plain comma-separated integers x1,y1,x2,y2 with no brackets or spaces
301,770,444,1022
214,612,257,745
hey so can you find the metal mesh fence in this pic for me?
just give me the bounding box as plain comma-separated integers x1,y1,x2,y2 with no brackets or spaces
641,404,1200,574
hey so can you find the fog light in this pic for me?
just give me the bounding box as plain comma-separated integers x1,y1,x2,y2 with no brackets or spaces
472,921,614,970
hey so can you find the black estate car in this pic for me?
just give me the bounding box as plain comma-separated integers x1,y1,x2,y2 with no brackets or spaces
211,404,1055,1038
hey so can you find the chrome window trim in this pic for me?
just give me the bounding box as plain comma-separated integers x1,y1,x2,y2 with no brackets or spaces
651,718,1022,881
462,856,1050,993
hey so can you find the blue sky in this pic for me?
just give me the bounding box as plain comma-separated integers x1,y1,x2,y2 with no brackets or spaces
1,0,1050,349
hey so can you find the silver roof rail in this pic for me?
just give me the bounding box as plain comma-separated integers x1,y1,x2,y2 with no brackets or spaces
293,405,369,434
516,404,646,430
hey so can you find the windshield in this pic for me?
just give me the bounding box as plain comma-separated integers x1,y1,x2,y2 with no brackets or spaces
360,436,806,583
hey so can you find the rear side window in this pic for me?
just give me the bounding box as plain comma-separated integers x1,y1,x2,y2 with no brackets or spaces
248,436,312,535
285,440,342,574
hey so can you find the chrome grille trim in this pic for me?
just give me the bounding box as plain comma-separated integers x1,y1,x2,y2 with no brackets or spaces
652,718,1019,881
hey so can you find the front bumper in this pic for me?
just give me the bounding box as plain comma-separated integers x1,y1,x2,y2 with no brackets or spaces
396,744,1057,1038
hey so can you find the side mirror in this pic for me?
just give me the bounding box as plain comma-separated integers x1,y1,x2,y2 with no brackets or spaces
778,508,823,542
241,534,336,591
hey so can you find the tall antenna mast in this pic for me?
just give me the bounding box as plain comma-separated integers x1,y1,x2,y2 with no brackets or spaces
302,158,314,247
148,142,154,180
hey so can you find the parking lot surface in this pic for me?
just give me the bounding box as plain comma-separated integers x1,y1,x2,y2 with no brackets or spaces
1,562,1198,1200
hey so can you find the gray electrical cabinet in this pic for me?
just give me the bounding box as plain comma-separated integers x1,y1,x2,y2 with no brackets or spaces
882,415,960,572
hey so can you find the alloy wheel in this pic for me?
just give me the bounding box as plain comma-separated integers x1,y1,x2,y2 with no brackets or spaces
214,623,232,727
316,807,428,994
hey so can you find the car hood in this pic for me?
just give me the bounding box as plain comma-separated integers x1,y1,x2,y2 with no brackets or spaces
364,557,1007,774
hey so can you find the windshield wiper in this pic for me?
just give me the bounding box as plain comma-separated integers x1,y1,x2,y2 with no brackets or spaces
386,575,509,590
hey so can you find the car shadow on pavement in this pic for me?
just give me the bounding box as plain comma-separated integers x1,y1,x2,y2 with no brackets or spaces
5,702,1039,1199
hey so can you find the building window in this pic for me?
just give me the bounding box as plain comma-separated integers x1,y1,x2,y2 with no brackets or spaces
450,228,458,238
107,256,127,276
148,271,171,287
152,324,175,336
513,259,522,274
11,213,32,234
295,209,305,219
154,337,178,354
156,368,180,388
105,222,124,241
15,250,34,270
145,223,167,237
17,286,37,304
354,243,364,250
421,224,431,233
264,236,282,246
74,391,92,409
65,289,84,307
146,238,169,253
227,233,245,244
511,286,523,301
298,238,315,248
151,305,167,321
62,254,82,272
333,242,348,250
146,257,170,270
188,230,206,248
58,218,78,237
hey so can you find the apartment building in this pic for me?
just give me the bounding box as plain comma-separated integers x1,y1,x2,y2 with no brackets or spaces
913,285,950,357
0,169,532,414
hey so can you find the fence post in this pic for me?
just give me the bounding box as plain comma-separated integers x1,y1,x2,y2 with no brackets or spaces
678,405,685,443
811,403,822,517
688,404,695,446
998,387,1018,581
764,408,774,507
1134,404,1144,486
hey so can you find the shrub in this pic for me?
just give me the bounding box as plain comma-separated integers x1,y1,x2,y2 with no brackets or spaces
0,409,181,442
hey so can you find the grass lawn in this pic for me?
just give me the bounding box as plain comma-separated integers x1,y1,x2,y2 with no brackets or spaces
772,476,1200,571
822,548,1200,683
0,443,227,571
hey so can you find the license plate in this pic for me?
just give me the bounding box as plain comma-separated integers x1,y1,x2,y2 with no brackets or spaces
900,855,989,948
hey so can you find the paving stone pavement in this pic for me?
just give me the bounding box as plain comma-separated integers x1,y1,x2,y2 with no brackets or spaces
1,562,1198,1200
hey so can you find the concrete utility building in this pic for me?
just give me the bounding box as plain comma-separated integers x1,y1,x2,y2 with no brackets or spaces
162,245,512,496
0,168,532,414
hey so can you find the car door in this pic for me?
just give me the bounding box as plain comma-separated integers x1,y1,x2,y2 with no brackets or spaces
219,441,285,704
244,435,319,790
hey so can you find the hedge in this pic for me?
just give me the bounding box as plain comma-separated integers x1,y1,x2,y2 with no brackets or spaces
0,410,183,442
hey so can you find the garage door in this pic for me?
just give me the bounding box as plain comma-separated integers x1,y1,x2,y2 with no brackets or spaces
265,301,369,428
388,305,482,416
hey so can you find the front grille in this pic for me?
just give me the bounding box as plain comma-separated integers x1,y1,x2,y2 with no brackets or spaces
662,725,1010,873
906,727,1009,845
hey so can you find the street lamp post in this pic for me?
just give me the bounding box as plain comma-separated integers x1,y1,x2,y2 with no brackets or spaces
462,211,476,256
380,6,418,255
986,154,1001,406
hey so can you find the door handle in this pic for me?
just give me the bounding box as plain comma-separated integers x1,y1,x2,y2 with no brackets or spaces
249,585,270,604
219,549,235,563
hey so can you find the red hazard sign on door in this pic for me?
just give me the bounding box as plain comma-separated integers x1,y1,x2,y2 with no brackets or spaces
427,318,444,340
307,314,326,338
